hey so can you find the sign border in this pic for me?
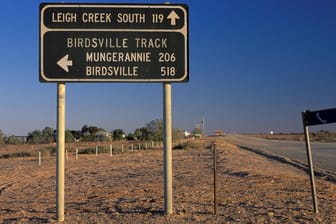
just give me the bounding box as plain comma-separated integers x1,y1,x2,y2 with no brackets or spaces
302,108,336,126
39,3,189,83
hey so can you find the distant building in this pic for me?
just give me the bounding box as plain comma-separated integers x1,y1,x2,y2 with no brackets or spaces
96,130,112,138
214,130,225,136
194,124,202,138
184,130,191,138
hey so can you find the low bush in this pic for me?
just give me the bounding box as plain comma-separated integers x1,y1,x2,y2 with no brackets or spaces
40,147,56,155
173,141,197,150
0,151,33,159
79,147,111,154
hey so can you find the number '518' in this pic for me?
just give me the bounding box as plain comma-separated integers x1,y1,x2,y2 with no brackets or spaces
161,67,176,76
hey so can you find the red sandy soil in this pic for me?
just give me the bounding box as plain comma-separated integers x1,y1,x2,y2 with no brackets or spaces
0,137,335,223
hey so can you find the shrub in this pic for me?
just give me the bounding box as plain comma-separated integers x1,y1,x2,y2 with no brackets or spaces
0,151,33,159
79,148,97,154
40,147,56,155
173,141,196,150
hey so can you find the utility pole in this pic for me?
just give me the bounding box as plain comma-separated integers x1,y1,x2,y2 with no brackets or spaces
202,116,205,135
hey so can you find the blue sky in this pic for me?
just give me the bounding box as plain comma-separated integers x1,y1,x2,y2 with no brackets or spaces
0,0,336,135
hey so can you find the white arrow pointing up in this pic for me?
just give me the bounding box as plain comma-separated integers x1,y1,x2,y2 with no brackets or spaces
57,54,73,72
167,10,180,26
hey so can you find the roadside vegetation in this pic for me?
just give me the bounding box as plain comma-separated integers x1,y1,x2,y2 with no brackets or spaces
254,130,336,142
0,119,189,159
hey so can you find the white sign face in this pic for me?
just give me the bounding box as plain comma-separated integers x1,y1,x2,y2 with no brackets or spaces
39,3,188,83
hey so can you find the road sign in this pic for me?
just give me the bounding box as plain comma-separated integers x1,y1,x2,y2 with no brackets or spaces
302,108,336,126
39,3,188,82
301,107,336,214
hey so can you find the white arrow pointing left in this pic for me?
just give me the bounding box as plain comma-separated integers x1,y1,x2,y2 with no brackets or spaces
57,54,73,72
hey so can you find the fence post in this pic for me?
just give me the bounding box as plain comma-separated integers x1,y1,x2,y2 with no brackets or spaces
213,143,217,215
39,151,41,167
110,144,113,157
76,148,78,160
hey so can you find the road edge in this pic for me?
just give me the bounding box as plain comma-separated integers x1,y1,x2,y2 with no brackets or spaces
236,144,336,183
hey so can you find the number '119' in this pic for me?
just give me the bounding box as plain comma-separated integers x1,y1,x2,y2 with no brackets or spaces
152,14,164,23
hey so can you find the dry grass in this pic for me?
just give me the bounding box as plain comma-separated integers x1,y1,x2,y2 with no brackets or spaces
252,131,336,142
0,137,335,223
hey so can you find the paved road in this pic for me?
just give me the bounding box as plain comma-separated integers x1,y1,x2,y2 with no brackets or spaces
224,134,336,173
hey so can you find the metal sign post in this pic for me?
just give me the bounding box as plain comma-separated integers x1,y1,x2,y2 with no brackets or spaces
56,83,66,221
163,83,173,214
301,108,336,213
302,119,318,213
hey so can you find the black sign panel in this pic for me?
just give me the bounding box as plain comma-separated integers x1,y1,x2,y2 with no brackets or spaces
302,108,336,126
39,3,188,82
42,6,186,30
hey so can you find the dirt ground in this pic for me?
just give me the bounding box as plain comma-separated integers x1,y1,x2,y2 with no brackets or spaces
0,137,335,223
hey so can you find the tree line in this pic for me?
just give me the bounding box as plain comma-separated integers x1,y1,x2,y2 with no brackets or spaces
0,119,184,145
